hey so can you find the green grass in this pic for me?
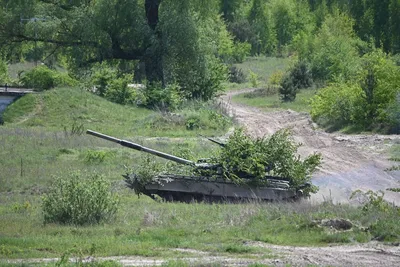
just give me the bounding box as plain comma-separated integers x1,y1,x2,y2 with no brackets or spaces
224,56,291,91
389,143,400,161
2,191,392,260
0,127,397,261
232,88,317,113
237,56,291,84
2,87,231,137
0,80,399,263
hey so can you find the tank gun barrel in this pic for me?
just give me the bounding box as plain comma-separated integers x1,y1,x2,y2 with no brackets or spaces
86,130,195,166
200,135,226,147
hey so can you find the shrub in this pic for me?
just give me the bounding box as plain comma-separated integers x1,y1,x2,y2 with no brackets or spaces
142,82,183,111
185,115,201,130
89,64,116,97
20,65,77,91
310,83,362,128
42,172,119,225
289,61,313,89
353,50,400,129
311,50,400,132
0,58,9,84
213,128,321,194
386,93,400,134
279,73,297,102
89,64,136,105
83,149,115,164
268,70,284,86
232,41,251,63
350,190,400,241
228,66,246,84
279,61,313,102
105,74,136,105
248,71,259,88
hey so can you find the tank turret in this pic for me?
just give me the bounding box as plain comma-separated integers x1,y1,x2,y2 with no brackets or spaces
86,130,307,202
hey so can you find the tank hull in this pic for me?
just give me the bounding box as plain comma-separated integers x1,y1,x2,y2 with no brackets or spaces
124,174,305,202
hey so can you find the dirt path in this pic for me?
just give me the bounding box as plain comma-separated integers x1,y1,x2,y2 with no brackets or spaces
220,89,400,204
5,243,400,266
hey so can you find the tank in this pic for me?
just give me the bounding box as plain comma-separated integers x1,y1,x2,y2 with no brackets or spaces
86,130,310,202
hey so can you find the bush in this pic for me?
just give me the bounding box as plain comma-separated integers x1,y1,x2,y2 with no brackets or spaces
232,42,251,63
42,172,119,225
387,94,400,134
20,65,77,91
213,128,321,194
279,61,313,102
268,70,284,86
105,74,136,105
289,61,313,89
89,64,137,105
228,66,246,84
142,82,183,111
248,71,259,88
0,58,9,84
279,73,297,102
311,50,400,132
310,83,362,128
83,149,115,164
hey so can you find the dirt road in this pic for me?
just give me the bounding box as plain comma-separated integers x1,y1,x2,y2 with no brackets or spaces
6,243,400,266
220,89,400,204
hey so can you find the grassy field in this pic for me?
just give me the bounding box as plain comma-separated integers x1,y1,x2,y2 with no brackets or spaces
225,56,317,113
2,87,231,138
224,56,291,91
232,88,317,113
0,66,399,266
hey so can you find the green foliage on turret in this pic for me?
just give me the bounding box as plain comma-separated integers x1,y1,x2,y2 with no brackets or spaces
212,128,321,194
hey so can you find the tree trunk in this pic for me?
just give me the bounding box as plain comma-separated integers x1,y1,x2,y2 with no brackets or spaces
144,0,164,85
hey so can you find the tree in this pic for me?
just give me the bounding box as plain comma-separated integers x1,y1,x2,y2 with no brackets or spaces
270,0,297,54
308,12,361,83
0,0,227,100
248,0,276,55
389,0,400,54
220,0,241,22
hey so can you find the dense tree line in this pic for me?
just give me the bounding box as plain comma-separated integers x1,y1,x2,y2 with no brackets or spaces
1,0,400,82
0,0,399,132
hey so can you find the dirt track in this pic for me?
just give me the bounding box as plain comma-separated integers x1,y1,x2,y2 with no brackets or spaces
6,243,400,266
221,89,400,205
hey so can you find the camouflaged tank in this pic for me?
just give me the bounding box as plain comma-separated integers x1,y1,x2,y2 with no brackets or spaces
87,130,310,202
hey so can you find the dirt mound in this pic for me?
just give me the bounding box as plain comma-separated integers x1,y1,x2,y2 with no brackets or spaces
221,89,400,204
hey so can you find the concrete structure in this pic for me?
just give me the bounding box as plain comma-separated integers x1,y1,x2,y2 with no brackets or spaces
0,87,34,114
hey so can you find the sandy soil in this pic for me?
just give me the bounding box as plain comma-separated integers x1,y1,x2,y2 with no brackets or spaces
220,89,400,205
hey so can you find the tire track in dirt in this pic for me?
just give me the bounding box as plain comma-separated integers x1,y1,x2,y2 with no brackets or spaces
6,243,400,267
220,89,400,204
